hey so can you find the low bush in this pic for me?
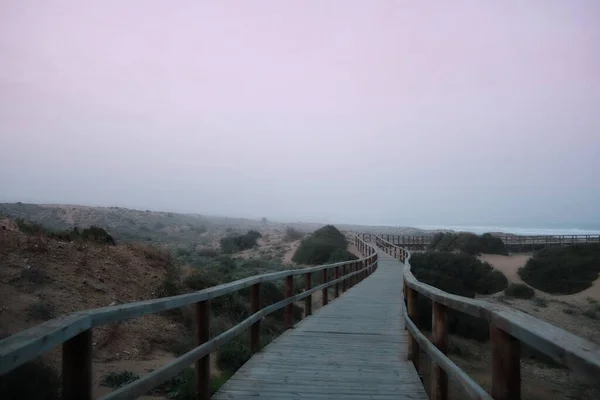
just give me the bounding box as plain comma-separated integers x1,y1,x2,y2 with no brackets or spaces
292,225,349,265
410,252,508,341
220,231,261,254
518,245,600,294
504,283,535,299
410,252,508,296
327,248,358,263
216,336,250,372
100,371,140,388
16,219,116,245
428,232,507,255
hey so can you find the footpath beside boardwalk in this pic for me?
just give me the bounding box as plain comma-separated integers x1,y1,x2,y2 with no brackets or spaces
212,248,428,400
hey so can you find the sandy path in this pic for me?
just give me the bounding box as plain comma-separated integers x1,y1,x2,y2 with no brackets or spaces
282,241,301,264
478,254,531,285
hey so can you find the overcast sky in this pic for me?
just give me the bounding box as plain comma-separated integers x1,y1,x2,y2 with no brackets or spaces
1,1,599,227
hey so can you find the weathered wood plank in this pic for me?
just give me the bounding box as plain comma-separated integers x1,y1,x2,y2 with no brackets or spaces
62,329,93,400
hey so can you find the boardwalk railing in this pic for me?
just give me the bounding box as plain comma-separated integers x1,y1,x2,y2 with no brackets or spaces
0,235,378,400
373,234,600,400
378,233,600,251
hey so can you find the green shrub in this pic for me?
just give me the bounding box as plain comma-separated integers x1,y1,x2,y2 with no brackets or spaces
428,232,507,255
80,226,116,245
220,231,262,254
518,245,600,294
292,225,349,265
410,252,508,341
15,219,116,245
504,283,535,299
157,265,183,297
15,219,49,235
216,336,250,372
101,371,140,388
184,271,225,291
0,359,60,400
410,252,508,296
327,248,358,263
479,233,508,255
310,225,347,248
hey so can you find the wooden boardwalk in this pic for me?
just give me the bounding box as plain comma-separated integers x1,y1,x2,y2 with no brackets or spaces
213,249,428,400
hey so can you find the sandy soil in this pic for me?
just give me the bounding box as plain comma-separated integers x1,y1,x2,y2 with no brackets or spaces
479,253,600,303
476,253,600,343
478,253,531,284
282,240,301,264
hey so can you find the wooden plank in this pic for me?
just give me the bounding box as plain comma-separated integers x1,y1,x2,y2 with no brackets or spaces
195,300,210,400
432,301,448,400
322,269,328,306
249,284,260,354
0,313,91,374
491,325,520,400
304,272,312,317
62,329,93,400
285,275,294,329
407,286,419,370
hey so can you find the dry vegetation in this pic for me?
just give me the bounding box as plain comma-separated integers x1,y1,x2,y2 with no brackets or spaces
0,208,367,399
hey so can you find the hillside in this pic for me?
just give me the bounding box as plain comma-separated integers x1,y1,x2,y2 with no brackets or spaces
0,216,359,399
0,203,433,266
0,218,181,358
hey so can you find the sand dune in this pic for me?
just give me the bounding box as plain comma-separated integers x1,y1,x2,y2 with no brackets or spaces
479,253,600,303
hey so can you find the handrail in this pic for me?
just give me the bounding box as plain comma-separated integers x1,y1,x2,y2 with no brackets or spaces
374,235,600,400
0,235,379,400
375,233,600,251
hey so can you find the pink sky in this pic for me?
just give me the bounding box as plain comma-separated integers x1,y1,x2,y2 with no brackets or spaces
1,1,599,226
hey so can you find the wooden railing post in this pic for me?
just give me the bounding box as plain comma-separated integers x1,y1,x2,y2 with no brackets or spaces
195,300,210,400
407,287,419,371
62,329,93,400
285,275,294,329
322,269,328,306
431,302,448,400
250,283,261,354
335,266,340,298
361,259,366,281
343,265,348,292
491,325,521,400
305,272,312,317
